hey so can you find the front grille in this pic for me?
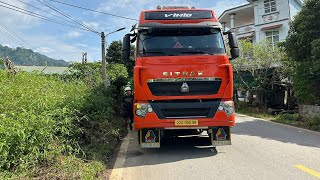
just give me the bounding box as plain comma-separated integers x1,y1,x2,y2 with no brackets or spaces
147,79,222,96
150,100,220,119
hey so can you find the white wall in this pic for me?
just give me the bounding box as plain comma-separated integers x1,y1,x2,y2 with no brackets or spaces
255,0,290,26
255,20,290,42
223,0,302,43
289,0,302,19
253,0,292,42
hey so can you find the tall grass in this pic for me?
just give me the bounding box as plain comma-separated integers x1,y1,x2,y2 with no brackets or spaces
0,70,85,172
0,63,128,178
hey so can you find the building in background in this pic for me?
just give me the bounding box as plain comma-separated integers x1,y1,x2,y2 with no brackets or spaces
220,0,303,111
219,0,304,47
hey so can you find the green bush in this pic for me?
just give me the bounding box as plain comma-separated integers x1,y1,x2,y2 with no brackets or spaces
0,61,129,178
303,116,320,131
0,70,85,172
284,0,320,105
235,101,249,111
0,58,4,69
275,113,299,121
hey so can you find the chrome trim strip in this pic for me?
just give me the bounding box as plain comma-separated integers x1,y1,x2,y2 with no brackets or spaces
147,77,222,83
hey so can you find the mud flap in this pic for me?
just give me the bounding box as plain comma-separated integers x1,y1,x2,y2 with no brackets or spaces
140,128,160,148
211,126,231,146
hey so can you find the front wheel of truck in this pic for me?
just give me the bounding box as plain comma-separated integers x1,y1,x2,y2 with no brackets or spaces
137,131,141,144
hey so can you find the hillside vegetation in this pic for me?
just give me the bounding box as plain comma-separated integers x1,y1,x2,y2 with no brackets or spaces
0,62,129,179
0,45,69,66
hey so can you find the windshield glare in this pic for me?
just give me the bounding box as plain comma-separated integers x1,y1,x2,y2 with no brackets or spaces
138,28,226,56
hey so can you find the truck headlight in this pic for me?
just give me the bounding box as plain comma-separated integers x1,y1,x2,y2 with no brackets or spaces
218,101,235,116
136,103,153,118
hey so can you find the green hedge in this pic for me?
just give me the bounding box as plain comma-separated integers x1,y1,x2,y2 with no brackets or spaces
0,70,85,172
0,62,129,178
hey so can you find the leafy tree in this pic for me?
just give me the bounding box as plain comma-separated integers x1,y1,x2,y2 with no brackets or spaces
284,0,320,104
63,62,128,89
107,41,122,64
232,40,285,107
107,63,128,81
106,40,135,77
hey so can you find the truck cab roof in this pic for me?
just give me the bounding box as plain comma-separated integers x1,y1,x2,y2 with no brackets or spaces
138,8,220,27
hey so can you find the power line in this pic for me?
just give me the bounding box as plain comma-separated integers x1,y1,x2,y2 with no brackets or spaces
0,29,24,47
0,3,95,32
37,0,99,34
0,0,94,32
47,0,138,21
15,0,80,26
0,24,27,48
0,26,27,48
35,0,99,34
0,27,26,48
0,22,32,49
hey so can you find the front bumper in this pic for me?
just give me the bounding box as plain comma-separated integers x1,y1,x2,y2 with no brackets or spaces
133,111,235,130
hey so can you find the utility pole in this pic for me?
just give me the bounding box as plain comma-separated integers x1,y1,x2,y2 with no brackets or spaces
101,32,107,81
100,27,126,87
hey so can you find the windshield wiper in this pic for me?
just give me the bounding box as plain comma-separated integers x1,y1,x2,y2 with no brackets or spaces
142,51,166,55
142,47,167,55
179,50,214,55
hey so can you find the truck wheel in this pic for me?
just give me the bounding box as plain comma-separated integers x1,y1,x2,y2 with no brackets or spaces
211,147,218,154
207,130,212,139
138,131,141,144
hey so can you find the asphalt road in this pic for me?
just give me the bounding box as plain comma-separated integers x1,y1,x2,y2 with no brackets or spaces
110,114,320,180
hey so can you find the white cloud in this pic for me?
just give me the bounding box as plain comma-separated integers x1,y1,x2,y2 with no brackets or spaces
95,0,200,32
0,0,40,28
66,31,83,38
35,47,56,53
82,21,100,31
2,43,12,48
27,34,84,61
74,43,88,47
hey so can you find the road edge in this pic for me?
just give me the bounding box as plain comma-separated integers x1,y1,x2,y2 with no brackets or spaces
237,113,320,135
109,132,131,180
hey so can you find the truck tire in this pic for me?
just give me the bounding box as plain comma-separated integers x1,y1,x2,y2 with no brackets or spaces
138,131,141,144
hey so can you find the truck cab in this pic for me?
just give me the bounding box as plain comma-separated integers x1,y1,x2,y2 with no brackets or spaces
122,6,239,148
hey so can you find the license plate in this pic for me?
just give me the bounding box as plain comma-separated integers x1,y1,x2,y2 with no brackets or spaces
212,141,231,146
141,142,160,148
175,120,198,126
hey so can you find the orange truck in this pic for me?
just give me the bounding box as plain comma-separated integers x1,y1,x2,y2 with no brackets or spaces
122,5,239,148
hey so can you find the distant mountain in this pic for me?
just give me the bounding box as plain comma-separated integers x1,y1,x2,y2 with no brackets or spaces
0,45,69,67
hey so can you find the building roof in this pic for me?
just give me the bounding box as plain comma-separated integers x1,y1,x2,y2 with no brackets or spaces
219,4,254,29
218,3,252,20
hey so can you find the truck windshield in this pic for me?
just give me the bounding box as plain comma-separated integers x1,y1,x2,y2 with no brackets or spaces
137,28,225,57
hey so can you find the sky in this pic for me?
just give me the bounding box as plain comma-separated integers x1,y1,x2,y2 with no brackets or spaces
0,0,248,62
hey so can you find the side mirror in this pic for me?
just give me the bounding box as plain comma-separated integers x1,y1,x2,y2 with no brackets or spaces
226,32,239,60
228,32,238,48
230,48,239,60
122,34,131,62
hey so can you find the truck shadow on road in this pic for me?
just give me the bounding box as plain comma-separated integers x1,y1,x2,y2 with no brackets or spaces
233,118,320,148
123,133,218,168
